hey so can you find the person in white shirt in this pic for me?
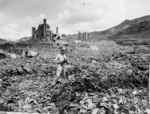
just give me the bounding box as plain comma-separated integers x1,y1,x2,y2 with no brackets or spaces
52,47,68,85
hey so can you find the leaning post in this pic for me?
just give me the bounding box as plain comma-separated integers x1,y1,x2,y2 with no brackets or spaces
149,62,150,107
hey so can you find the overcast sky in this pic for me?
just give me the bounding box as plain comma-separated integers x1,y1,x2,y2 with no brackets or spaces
0,0,150,41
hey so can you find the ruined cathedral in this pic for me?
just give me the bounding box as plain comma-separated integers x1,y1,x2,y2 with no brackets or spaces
32,19,58,41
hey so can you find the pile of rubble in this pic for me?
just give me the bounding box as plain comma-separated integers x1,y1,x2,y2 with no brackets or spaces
0,53,149,113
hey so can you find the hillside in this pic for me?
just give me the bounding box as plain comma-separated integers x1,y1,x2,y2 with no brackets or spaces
108,16,150,41
68,15,150,43
0,38,6,43
18,37,31,42
89,15,150,41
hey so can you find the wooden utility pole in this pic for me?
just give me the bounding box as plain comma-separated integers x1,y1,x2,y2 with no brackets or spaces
78,32,81,40
149,63,150,107
56,27,58,34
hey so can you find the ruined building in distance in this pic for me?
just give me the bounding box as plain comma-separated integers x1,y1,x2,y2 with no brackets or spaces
32,19,58,41
78,32,90,41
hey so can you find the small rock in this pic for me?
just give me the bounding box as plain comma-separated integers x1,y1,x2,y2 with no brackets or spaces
102,97,108,102
92,97,101,104
80,107,87,113
132,91,137,95
87,99,96,110
145,108,150,114
113,104,119,109
7,53,17,59
92,108,100,114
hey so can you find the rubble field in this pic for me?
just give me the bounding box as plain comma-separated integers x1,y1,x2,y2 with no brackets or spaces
0,52,149,114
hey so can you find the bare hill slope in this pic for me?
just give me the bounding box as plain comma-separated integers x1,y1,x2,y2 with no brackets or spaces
68,15,150,42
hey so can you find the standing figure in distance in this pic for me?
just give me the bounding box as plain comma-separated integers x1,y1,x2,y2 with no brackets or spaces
52,47,68,85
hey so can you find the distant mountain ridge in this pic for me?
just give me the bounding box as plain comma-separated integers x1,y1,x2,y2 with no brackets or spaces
68,15,150,42
107,15,150,40
18,37,31,42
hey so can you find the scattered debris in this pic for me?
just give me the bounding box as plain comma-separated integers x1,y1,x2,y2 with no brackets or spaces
0,52,148,113
25,50,39,58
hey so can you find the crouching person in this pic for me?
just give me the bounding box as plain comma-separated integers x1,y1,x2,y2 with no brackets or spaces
52,47,68,85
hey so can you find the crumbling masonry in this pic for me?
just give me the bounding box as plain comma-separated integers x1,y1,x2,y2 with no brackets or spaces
78,32,89,40
32,19,58,41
